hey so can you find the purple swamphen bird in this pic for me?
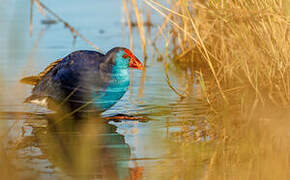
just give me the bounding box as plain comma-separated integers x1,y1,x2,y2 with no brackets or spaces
20,47,144,113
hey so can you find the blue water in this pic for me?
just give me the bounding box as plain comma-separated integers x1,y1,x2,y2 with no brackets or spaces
0,0,207,179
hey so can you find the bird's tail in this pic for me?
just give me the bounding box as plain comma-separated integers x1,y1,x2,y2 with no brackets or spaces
20,76,40,85
20,58,63,86
24,95,59,110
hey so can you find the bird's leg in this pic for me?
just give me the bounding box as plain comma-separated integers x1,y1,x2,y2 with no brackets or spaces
103,113,147,122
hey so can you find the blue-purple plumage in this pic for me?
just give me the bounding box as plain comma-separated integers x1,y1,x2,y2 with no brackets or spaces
22,47,143,113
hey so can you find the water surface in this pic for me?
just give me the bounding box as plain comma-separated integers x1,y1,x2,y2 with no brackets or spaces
0,0,208,179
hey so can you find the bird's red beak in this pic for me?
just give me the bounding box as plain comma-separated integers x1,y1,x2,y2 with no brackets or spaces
129,56,144,70
125,49,144,70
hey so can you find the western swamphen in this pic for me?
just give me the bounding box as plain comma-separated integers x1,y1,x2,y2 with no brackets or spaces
20,47,143,113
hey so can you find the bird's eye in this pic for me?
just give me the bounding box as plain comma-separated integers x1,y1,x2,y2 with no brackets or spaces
122,54,129,59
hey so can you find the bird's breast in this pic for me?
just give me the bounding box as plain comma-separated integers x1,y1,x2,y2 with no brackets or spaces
92,68,130,110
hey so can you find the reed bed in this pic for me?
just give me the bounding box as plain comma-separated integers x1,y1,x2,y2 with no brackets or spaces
140,0,290,179
146,0,290,107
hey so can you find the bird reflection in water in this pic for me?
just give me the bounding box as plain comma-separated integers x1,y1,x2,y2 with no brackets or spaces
13,113,144,180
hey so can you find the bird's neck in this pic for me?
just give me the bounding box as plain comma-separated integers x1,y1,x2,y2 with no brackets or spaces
111,66,129,81
111,55,129,79
91,60,129,110
115,55,129,68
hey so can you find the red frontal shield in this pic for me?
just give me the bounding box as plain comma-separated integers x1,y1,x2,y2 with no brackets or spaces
124,49,144,70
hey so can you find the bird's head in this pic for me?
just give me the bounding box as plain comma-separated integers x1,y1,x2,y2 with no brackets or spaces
107,47,144,70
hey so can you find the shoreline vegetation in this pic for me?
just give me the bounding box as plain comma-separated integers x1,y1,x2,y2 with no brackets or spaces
139,0,290,179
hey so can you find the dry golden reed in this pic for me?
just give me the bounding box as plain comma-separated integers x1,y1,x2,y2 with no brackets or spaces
143,0,290,179
147,0,290,108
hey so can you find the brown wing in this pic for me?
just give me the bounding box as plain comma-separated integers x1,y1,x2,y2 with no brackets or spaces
20,58,63,86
